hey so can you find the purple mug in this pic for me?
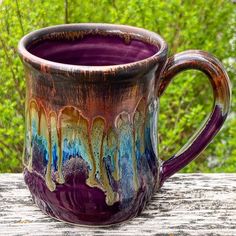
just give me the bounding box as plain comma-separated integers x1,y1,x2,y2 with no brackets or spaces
18,23,231,226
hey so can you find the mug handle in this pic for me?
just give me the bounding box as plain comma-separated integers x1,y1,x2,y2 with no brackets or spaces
158,50,231,186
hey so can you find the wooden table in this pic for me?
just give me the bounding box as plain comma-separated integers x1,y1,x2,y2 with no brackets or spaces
1,173,236,235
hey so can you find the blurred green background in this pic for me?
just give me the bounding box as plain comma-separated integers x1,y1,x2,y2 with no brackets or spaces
0,0,235,173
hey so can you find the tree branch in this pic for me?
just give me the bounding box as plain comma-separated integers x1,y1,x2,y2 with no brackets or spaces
64,0,69,24
15,0,25,35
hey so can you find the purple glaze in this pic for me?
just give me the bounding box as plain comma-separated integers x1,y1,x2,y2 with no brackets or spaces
24,168,149,225
28,35,158,66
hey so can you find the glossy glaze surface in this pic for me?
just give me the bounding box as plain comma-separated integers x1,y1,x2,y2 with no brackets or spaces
18,23,231,225
28,35,158,66
19,24,167,225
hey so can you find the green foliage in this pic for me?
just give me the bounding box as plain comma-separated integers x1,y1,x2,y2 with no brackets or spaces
0,0,235,173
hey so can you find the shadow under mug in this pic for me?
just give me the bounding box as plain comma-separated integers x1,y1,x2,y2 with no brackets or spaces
18,23,231,226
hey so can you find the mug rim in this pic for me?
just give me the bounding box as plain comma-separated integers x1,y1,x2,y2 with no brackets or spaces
18,23,168,78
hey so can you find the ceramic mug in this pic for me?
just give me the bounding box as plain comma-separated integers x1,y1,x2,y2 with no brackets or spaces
18,23,231,226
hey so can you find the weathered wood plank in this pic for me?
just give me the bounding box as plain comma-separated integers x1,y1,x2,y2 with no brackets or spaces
0,173,236,235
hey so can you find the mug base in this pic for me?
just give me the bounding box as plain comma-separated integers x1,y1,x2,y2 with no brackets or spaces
32,194,138,227
24,169,151,226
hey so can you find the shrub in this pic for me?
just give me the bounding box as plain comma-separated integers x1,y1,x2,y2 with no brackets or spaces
0,0,235,172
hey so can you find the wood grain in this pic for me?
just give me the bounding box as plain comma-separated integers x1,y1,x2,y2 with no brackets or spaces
1,173,236,236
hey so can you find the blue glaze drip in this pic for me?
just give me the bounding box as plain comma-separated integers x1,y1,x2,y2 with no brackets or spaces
32,119,38,137
103,155,118,192
118,126,135,203
62,138,91,168
31,134,49,175
144,113,159,179
52,144,58,171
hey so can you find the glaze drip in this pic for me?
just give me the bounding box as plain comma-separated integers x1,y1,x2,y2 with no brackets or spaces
24,97,159,206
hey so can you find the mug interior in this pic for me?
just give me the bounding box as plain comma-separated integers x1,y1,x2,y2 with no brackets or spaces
27,31,159,66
